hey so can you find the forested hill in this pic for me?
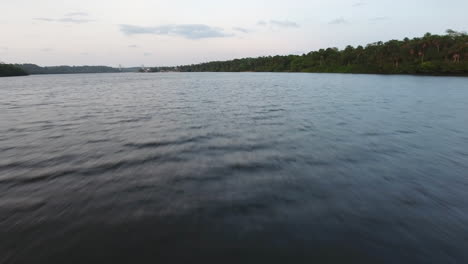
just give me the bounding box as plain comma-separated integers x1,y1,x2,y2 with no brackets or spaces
173,30,467,76
0,63,29,77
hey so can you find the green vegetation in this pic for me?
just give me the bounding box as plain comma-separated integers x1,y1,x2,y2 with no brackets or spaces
5,30,466,77
0,63,29,77
166,30,467,76
17,64,139,75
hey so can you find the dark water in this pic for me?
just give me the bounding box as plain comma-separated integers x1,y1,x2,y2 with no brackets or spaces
1,73,468,263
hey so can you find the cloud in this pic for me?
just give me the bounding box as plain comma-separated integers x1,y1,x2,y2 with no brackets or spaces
128,45,138,48
143,52,152,56
256,20,299,28
41,48,53,52
329,17,348,25
369,16,390,22
352,2,366,7
119,24,232,39
232,27,250,33
33,16,94,24
58,17,94,23
65,12,89,17
270,20,299,28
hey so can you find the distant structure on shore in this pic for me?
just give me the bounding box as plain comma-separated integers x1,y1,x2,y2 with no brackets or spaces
140,66,180,73
139,65,152,73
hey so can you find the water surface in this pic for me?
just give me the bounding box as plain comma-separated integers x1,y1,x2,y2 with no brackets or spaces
1,73,468,263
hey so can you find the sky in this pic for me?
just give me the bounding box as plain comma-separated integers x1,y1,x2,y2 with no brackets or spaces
1,0,467,67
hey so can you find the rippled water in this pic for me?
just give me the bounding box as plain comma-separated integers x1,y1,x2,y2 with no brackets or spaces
1,73,468,263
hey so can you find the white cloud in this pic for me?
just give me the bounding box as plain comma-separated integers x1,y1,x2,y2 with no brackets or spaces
58,17,94,24
120,24,232,39
270,20,299,28
257,20,299,28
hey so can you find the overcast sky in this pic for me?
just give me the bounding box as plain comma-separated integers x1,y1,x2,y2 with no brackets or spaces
1,0,467,66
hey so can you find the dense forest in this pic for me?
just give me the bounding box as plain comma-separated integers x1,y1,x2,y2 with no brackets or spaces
150,30,468,76
0,63,29,77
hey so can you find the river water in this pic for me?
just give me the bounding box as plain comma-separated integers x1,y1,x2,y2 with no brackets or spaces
1,73,468,263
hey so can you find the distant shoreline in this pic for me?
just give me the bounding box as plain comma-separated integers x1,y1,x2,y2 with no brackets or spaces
139,71,468,77
148,30,468,77
4,30,466,78
0,64,29,77
4,71,466,78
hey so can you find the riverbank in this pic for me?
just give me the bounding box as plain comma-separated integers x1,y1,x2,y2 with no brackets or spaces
0,64,29,77
144,31,468,77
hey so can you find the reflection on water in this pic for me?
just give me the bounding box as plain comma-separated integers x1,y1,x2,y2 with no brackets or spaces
1,73,468,263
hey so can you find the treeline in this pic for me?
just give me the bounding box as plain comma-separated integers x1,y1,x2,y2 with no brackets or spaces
0,63,29,77
17,64,131,75
173,30,467,76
